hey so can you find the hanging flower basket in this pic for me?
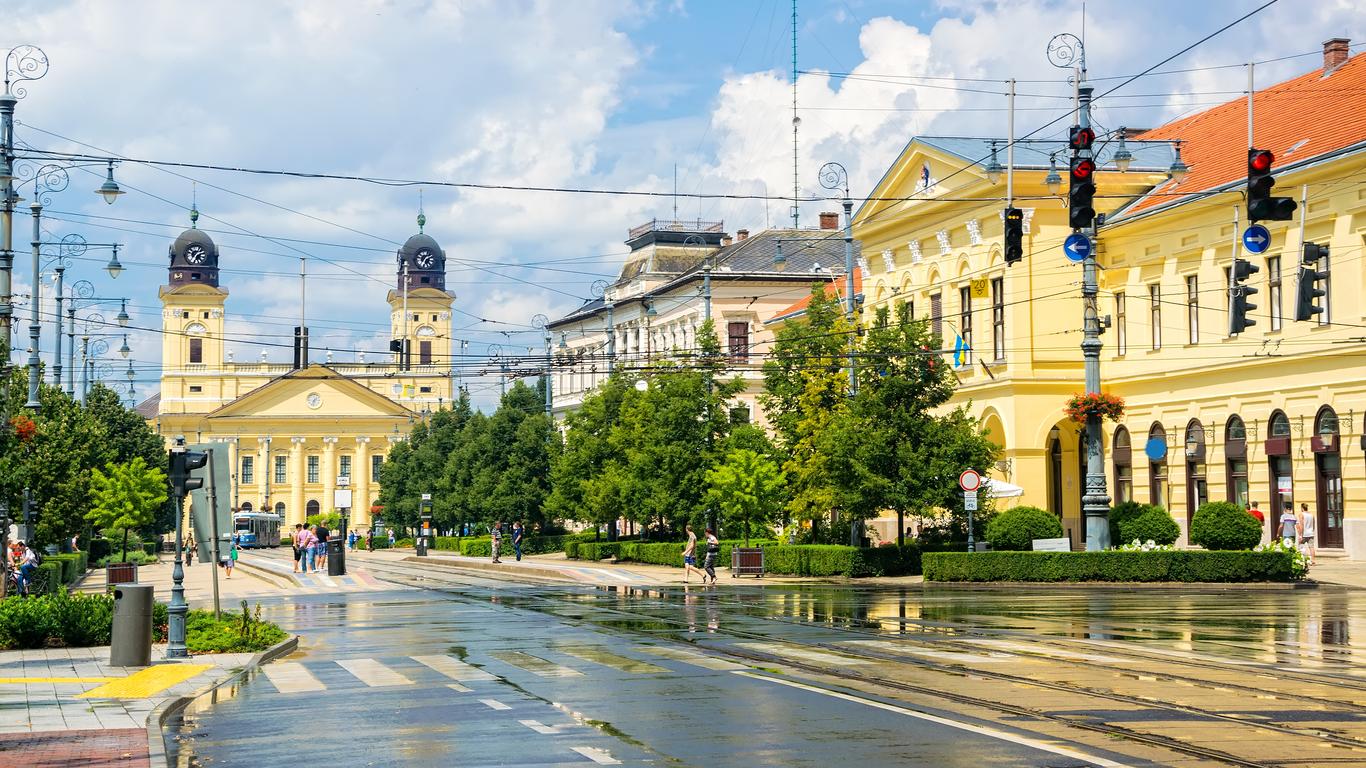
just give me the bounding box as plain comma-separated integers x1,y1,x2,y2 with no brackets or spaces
1065,392,1124,423
9,414,36,443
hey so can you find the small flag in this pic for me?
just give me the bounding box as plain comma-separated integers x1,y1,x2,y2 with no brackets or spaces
953,335,969,368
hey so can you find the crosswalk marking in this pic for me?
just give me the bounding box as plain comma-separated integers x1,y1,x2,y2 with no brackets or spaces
336,658,413,687
840,639,1013,664
262,662,326,693
735,642,876,667
480,698,511,711
412,654,496,682
637,645,747,671
519,719,566,735
556,646,669,675
447,682,472,692
572,746,621,765
490,651,584,678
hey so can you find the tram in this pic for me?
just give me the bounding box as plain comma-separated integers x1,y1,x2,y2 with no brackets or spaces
232,511,283,548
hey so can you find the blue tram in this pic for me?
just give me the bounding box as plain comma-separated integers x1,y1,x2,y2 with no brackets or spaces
233,511,283,548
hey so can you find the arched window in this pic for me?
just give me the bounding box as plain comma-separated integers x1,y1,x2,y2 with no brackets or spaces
1225,415,1249,508
1113,426,1132,504
274,502,285,517
306,499,320,517
1313,405,1344,548
1184,420,1207,527
1148,423,1168,508
239,501,253,512
1267,410,1293,524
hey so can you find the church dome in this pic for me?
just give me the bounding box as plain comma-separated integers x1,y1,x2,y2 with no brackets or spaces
170,227,218,260
395,212,446,292
397,232,443,262
167,207,221,287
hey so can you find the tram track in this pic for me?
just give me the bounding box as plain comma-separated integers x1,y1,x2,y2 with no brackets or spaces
352,556,1366,767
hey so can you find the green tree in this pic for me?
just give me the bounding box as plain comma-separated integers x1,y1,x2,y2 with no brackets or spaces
84,384,170,535
545,374,630,538
87,457,169,561
705,449,785,545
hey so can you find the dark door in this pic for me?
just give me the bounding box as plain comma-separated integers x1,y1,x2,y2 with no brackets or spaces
1269,455,1293,526
1317,452,1344,548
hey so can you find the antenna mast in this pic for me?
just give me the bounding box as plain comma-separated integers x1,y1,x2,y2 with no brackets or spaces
791,0,800,228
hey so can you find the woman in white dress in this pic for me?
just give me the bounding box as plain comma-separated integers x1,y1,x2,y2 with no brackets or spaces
1298,502,1317,565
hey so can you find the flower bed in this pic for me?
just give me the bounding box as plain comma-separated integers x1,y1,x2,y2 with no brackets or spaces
923,550,1303,583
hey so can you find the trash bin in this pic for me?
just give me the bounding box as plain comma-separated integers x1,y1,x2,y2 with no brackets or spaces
110,583,154,667
327,537,345,576
414,536,428,557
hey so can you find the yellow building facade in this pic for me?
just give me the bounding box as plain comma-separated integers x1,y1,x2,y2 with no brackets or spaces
144,212,457,529
855,44,1366,557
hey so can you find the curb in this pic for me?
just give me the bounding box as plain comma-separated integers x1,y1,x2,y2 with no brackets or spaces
145,634,300,768
235,558,298,589
920,579,1318,591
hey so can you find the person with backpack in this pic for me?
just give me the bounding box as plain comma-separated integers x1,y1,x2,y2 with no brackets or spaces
702,528,720,585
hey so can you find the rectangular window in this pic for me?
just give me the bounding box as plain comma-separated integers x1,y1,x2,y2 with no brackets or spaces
1115,292,1127,356
339,455,352,480
1149,284,1162,351
1267,256,1282,332
274,456,286,484
990,277,1005,361
1150,461,1168,507
189,337,203,364
307,455,319,484
1186,275,1199,345
419,340,432,365
240,456,254,485
727,321,749,361
1115,465,1133,505
189,385,202,393
930,293,942,341
371,455,383,483
958,286,972,365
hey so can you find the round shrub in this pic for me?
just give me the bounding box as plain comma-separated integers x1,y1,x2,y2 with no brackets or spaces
1117,507,1180,545
985,506,1064,551
1108,501,1152,544
1190,501,1262,550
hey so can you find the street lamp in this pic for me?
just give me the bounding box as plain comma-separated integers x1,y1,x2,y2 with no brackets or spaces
1045,154,1062,195
984,141,1004,185
1112,129,1133,173
116,299,130,327
105,245,123,279
95,161,124,204
118,334,130,358
2,44,51,357
1168,141,1189,184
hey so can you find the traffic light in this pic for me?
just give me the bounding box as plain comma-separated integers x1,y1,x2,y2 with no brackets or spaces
1229,258,1260,334
1069,126,1095,153
169,447,209,497
1295,241,1329,321
1247,149,1296,222
1068,156,1096,230
1003,207,1024,265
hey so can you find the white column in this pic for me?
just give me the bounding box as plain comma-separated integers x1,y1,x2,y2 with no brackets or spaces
354,436,371,529
322,436,338,517
289,437,306,527
256,437,271,507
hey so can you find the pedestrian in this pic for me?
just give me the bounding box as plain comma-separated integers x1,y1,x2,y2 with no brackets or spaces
292,523,305,573
1279,504,1299,548
388,528,395,548
512,521,524,562
1248,501,1264,525
682,525,707,583
491,522,503,563
222,536,238,579
702,528,720,585
316,522,330,571
184,536,195,567
18,542,37,596
303,525,318,573
1298,502,1317,566
70,534,80,553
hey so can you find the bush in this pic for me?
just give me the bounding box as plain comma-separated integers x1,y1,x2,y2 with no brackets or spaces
143,542,159,557
35,561,63,594
52,591,114,647
88,538,112,563
1117,507,1181,546
393,538,415,549
763,544,920,577
564,540,580,559
922,550,1300,582
1190,501,1262,550
985,506,1064,551
185,602,287,654
45,554,79,585
0,595,59,648
95,550,155,568
434,536,461,551
1108,501,1153,544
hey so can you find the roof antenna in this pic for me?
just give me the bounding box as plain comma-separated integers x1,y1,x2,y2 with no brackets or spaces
190,182,199,228
673,164,678,222
417,188,426,233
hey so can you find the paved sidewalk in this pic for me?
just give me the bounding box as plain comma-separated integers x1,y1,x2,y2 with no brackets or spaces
76,554,292,608
1307,559,1366,588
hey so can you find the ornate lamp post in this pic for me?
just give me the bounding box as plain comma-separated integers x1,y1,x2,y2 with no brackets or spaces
2,45,49,354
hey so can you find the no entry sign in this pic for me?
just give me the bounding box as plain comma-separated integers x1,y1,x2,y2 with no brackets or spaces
959,469,982,492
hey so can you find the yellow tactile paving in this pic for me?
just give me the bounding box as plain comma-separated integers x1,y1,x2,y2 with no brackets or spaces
0,676,116,684
77,664,213,699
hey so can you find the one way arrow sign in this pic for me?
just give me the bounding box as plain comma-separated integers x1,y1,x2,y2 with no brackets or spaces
1242,224,1271,254
1063,233,1092,263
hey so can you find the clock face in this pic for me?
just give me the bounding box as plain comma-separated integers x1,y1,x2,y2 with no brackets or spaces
414,248,435,269
306,393,322,410
185,244,208,264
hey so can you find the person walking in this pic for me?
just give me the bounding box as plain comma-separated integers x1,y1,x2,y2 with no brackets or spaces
387,528,395,548
304,526,319,573
682,525,707,583
292,524,305,573
702,528,720,585
185,536,195,567
1298,502,1317,566
491,522,503,564
1279,505,1299,548
223,536,238,579
512,521,524,562
1248,501,1264,526
315,522,330,572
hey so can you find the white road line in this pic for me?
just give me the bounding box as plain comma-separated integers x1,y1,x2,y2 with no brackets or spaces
412,654,497,682
735,642,876,666
490,651,584,678
262,662,326,693
841,640,1014,663
571,746,621,765
732,671,1132,768
447,682,472,693
335,658,412,687
479,698,511,711
636,645,747,671
519,719,563,735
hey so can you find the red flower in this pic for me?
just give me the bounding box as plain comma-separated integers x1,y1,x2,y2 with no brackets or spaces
1064,392,1125,423
9,415,36,443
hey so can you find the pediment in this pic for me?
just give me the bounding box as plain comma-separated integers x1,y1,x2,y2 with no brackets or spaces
856,140,984,228
206,365,413,421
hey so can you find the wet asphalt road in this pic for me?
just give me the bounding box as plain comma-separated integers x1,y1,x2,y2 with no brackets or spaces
166,564,1366,768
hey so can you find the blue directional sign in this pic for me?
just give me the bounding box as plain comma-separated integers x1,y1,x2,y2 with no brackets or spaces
1242,224,1271,254
1063,233,1092,263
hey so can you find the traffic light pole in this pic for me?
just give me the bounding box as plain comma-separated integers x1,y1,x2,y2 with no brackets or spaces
167,455,189,659
1077,85,1111,552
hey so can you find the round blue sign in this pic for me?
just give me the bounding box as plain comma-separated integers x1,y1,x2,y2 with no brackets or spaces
1144,437,1167,461
1242,224,1271,254
1063,233,1092,263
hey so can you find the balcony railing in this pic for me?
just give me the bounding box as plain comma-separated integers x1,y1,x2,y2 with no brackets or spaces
627,218,725,240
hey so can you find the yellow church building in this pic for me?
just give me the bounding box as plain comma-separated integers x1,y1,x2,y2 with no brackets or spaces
855,39,1366,557
140,210,457,529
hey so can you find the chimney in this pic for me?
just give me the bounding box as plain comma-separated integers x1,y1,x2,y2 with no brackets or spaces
736,229,749,241
721,236,733,246
1324,38,1350,74
819,211,839,230
293,326,309,369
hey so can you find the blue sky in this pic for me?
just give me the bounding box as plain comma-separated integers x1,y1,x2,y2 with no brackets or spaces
3,0,1362,410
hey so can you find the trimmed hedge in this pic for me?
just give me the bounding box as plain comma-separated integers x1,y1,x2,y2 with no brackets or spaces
88,538,112,563
763,544,919,577
45,553,87,585
985,506,1063,551
923,550,1300,582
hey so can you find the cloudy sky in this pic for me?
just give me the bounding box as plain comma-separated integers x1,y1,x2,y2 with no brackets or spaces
3,0,1361,409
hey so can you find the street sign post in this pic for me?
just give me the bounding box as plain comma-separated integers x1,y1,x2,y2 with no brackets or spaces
1063,233,1092,263
959,469,983,553
964,490,979,511
1242,224,1271,254
958,469,982,492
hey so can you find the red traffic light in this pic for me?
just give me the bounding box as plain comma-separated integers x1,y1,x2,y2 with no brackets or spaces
1249,149,1274,173
1069,126,1095,151
1070,158,1095,180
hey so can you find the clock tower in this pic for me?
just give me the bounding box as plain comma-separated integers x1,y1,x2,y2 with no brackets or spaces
388,212,454,371
160,208,229,391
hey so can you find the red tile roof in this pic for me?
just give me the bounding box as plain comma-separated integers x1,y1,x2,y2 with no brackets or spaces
766,269,862,325
1125,51,1366,216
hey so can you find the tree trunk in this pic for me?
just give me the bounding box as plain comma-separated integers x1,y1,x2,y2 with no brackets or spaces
121,528,129,562
897,509,905,547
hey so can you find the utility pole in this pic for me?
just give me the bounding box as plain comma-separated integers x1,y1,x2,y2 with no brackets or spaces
1077,83,1110,552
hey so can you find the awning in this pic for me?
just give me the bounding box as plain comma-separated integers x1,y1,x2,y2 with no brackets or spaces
983,478,1024,498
